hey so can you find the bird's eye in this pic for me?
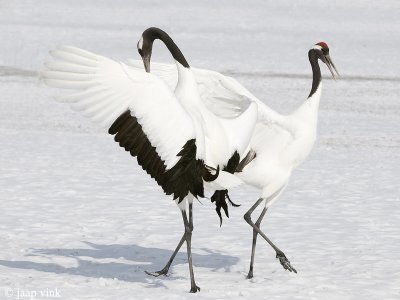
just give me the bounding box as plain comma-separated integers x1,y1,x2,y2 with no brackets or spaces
138,49,144,57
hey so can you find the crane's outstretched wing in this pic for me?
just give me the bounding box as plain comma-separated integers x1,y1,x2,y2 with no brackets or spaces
128,60,294,136
41,46,216,201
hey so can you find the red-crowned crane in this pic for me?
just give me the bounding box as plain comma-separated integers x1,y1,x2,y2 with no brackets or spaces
41,27,258,293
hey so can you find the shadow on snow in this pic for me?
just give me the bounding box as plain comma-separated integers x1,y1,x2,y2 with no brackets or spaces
0,242,239,286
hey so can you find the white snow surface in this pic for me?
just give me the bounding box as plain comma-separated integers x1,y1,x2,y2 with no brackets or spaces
0,1,399,299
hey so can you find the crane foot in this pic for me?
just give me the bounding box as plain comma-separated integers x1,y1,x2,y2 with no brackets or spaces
145,268,169,277
190,284,201,293
276,252,297,273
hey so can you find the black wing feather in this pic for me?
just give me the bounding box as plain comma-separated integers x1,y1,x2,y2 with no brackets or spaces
109,110,216,202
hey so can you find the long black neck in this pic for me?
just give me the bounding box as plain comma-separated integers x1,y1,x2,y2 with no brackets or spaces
308,49,321,98
143,27,189,68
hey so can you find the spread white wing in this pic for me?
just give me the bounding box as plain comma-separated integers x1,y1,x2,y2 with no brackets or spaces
42,46,195,169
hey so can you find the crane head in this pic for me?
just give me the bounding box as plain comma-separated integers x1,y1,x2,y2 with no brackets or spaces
313,42,340,79
137,28,161,73
137,35,152,73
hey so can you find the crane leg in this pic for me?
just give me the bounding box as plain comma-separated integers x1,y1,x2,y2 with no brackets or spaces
145,203,200,293
145,206,190,277
246,205,268,279
183,203,200,292
244,198,297,277
145,234,185,277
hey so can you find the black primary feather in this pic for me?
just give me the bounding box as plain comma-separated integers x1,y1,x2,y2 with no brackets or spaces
109,110,218,202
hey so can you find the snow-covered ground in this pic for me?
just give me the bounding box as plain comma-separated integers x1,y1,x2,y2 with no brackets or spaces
1,1,399,299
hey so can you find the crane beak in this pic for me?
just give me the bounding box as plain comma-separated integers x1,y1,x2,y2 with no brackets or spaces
142,56,151,73
324,55,340,79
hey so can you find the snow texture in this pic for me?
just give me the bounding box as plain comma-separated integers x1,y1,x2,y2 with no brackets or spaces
0,1,399,299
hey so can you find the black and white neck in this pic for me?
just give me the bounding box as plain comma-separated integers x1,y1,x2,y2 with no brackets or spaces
307,47,322,99
292,45,325,122
139,27,189,69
